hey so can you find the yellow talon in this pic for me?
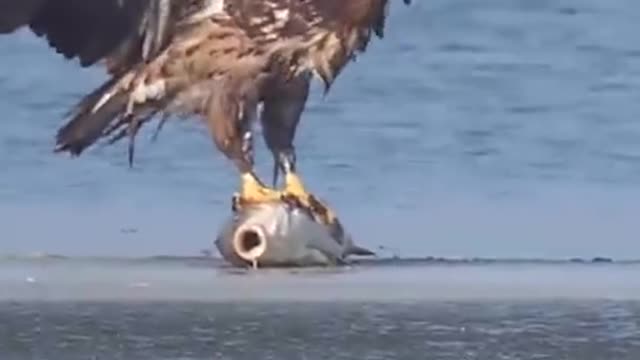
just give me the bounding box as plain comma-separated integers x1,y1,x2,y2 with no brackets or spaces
233,171,339,226
236,173,282,208
283,172,337,226
283,171,307,199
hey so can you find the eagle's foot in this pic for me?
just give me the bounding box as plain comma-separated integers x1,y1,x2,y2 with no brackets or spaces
282,172,337,226
235,173,282,208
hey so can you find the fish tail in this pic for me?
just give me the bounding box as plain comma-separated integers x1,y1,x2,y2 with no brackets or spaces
347,245,376,257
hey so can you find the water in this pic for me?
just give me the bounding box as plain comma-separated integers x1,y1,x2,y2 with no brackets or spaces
1,259,640,359
2,1,640,358
1,1,640,259
1,300,640,360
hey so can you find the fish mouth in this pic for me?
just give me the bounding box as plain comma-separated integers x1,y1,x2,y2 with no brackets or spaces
232,224,268,263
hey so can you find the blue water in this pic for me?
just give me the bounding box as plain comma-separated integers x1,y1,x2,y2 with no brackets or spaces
1,259,639,359
1,0,640,259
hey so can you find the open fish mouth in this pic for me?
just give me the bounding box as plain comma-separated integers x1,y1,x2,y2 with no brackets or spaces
214,200,375,269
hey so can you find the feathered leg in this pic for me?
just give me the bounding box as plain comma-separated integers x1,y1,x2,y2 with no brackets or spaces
260,75,337,225
208,80,280,206
260,75,309,189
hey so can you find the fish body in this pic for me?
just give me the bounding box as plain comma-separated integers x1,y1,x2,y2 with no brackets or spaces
215,201,375,268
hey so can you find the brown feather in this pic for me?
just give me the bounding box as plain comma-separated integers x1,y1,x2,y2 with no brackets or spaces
2,0,410,165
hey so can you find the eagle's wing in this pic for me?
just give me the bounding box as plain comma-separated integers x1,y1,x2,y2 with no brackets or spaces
0,0,219,75
0,0,410,166
224,0,410,92
0,0,237,162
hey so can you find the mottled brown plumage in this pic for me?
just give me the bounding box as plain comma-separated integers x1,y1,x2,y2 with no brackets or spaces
0,0,410,221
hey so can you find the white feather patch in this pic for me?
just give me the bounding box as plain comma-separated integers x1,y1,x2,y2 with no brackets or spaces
131,80,167,106
185,0,226,23
273,9,289,23
92,93,115,114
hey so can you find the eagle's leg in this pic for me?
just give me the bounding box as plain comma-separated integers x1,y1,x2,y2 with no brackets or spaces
260,75,337,225
208,86,281,207
277,145,337,226
236,132,282,206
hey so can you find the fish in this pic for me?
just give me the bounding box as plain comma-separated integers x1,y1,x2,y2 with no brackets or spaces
215,200,375,268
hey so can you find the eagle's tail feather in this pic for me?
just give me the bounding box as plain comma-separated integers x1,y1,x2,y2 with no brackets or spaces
54,74,169,167
55,78,130,156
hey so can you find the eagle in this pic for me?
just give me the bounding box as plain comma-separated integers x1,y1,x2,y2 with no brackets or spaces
0,0,410,224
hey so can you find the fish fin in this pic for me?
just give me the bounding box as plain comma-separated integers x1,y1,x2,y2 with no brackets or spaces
347,245,376,257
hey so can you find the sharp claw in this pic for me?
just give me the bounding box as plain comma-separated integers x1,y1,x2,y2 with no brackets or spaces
280,172,338,226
